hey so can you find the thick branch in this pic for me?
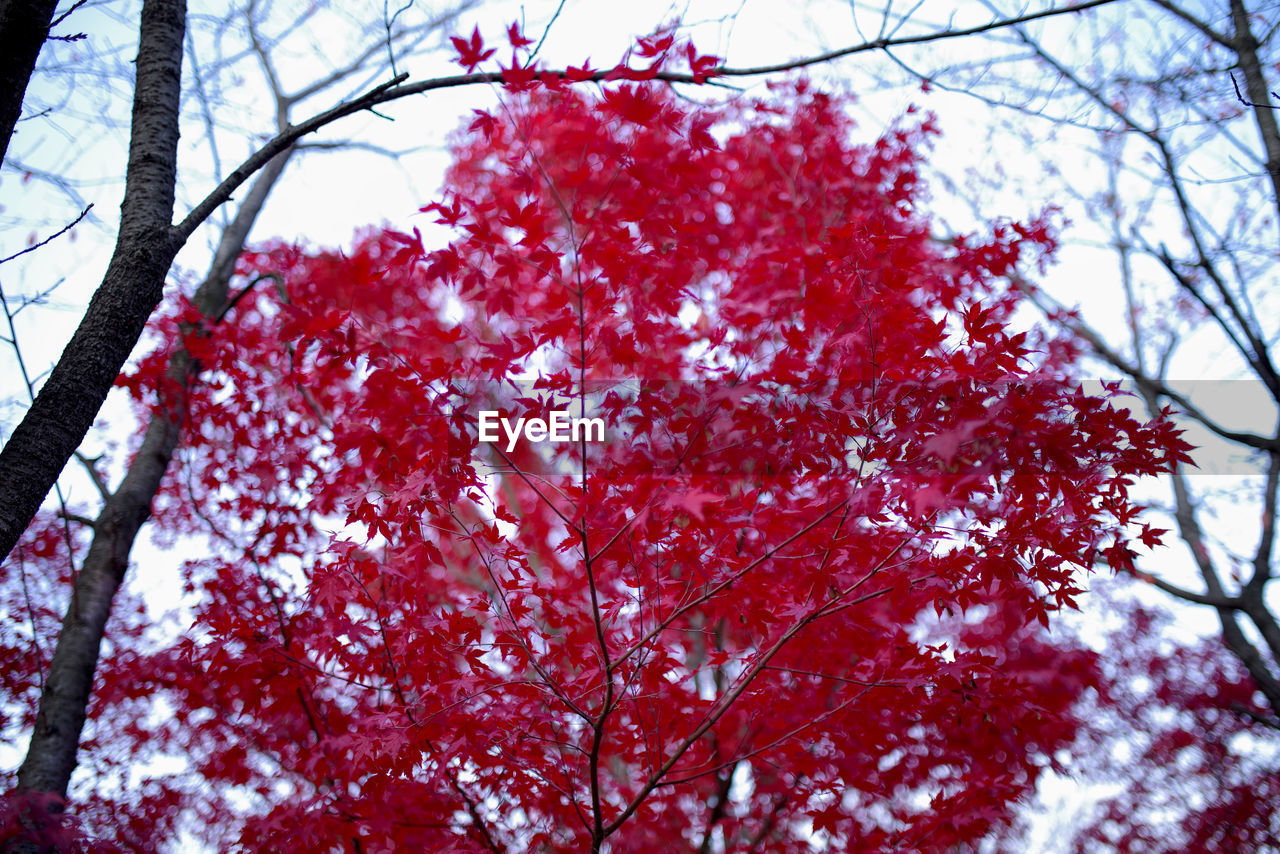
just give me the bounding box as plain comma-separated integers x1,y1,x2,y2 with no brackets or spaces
1167,465,1280,715
1246,451,1280,596
13,147,291,801
1012,275,1278,451
1133,568,1241,608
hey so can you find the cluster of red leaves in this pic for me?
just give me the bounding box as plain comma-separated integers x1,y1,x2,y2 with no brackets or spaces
452,20,721,90
4,71,1193,851
0,516,180,851
1061,593,1279,852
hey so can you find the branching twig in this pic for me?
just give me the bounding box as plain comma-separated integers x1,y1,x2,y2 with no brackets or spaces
0,205,92,266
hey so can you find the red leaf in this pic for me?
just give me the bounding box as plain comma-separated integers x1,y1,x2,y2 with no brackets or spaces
451,25,495,72
506,21,534,49
500,55,539,91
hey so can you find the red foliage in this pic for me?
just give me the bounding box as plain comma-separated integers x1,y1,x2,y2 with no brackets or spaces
2,69,1192,851
1064,592,1279,852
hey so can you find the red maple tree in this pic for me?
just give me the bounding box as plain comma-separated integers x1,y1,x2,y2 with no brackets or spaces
2,48,1193,852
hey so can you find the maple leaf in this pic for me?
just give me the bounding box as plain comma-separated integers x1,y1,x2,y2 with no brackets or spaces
310,570,348,612
684,43,720,83
665,487,719,521
506,21,534,49
688,115,719,152
565,62,597,83
468,109,497,140
450,25,495,73
910,481,949,515
500,55,539,91
1136,523,1167,549
602,85,662,125
635,32,674,58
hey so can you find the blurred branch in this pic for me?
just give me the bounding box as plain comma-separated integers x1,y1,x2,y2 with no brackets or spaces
72,452,109,502
382,0,415,76
1146,0,1231,47
1130,567,1241,608
530,0,568,60
984,253,1279,451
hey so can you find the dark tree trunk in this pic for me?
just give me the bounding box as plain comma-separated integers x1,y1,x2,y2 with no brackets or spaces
0,0,60,167
12,147,292,805
0,0,186,569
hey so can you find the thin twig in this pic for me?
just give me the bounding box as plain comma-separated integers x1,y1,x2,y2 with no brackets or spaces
1232,73,1280,109
0,205,93,266
530,0,567,61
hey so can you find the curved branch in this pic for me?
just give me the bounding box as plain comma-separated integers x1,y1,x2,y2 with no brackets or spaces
720,0,1122,76
1145,0,1231,48
1131,568,1241,608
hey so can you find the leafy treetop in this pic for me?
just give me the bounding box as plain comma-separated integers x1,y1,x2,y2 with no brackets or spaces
2,30,1191,853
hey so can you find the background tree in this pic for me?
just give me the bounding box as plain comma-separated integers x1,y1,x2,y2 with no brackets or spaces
6,0,476,805
1070,589,1278,849
1,0,475,844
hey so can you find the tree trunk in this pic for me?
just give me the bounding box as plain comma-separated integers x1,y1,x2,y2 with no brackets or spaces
13,146,292,801
0,0,186,568
0,0,60,167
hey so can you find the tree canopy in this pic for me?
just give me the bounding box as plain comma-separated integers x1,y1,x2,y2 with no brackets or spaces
2,65,1193,850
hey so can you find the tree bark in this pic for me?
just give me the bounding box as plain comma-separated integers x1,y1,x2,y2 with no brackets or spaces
0,0,186,567
0,0,60,167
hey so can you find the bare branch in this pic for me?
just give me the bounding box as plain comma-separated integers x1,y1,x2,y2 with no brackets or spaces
1130,568,1242,608
1168,467,1280,712
1011,273,1279,451
1230,0,1280,221
1246,451,1280,594
1231,73,1280,109
72,452,109,502
530,0,568,61
49,0,88,30
176,1,1126,245
1230,701,1280,730
0,205,92,266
